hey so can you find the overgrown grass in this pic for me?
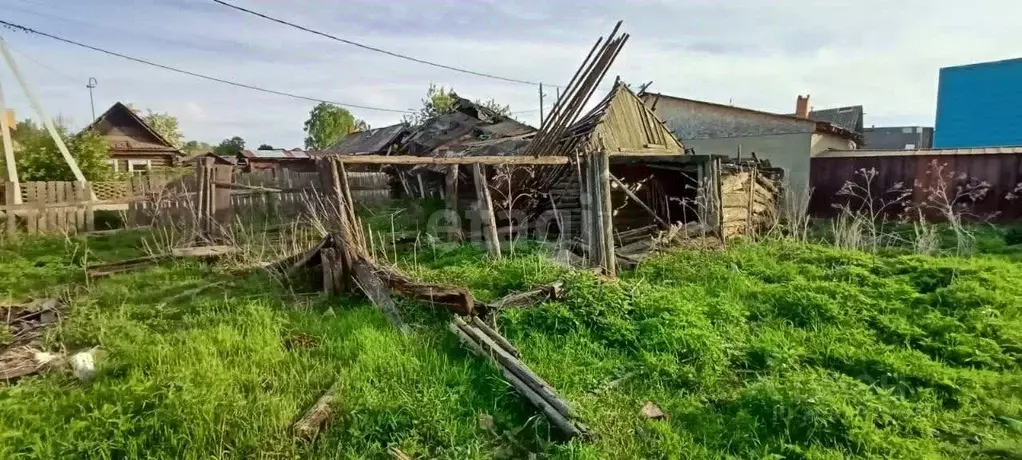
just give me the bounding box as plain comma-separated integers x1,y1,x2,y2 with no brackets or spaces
2,229,1022,458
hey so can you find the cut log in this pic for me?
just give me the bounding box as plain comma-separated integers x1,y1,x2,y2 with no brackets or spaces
293,380,340,440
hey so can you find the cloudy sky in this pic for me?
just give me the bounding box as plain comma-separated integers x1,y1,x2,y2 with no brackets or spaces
0,0,1017,148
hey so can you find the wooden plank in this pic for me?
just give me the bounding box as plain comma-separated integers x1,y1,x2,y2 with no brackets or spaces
292,380,340,440
351,260,410,334
323,155,572,165
472,164,501,258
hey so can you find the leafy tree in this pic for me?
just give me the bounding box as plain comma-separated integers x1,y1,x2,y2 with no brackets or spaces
403,84,513,126
182,140,213,155
3,120,112,181
303,103,365,150
214,136,245,156
126,104,183,148
257,144,274,150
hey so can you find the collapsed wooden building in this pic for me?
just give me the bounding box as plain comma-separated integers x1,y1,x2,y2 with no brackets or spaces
279,20,786,441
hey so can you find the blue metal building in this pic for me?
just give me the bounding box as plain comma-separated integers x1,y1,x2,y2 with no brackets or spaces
934,57,1022,148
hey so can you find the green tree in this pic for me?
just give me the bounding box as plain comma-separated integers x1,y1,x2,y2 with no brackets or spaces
5,121,112,181
214,136,245,156
126,104,183,148
403,84,513,126
303,103,364,150
182,140,213,155
257,144,274,150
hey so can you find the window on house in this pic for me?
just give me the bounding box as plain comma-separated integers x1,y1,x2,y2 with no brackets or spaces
902,127,913,134
905,144,916,149
127,159,151,175
107,159,119,172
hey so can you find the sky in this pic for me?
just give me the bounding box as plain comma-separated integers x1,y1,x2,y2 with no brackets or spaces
0,0,1018,148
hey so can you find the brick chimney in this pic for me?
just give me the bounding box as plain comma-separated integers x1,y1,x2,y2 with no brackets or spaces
795,94,810,119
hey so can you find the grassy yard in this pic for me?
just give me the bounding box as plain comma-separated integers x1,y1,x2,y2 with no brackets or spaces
1,228,1021,458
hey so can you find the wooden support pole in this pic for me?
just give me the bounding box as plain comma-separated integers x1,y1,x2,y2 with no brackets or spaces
746,167,757,237
322,155,571,165
473,164,501,259
4,180,16,234
598,150,616,276
609,173,669,229
0,39,87,184
444,164,462,241
0,77,21,204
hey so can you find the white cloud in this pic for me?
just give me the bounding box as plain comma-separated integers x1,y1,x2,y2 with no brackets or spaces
1,0,1018,146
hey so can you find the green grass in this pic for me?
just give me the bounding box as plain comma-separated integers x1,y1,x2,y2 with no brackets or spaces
2,229,1022,458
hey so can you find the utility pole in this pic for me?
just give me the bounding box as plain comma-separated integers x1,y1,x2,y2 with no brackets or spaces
538,83,545,127
86,77,97,121
0,38,87,183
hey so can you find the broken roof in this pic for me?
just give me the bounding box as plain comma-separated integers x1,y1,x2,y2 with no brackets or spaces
566,82,685,154
793,106,864,134
323,123,408,156
401,95,535,156
83,102,182,155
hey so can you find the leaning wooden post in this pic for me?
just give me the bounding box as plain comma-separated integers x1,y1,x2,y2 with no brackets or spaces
597,150,616,276
336,160,365,252
473,164,501,258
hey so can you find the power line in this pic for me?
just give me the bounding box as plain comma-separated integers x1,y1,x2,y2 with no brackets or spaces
0,19,415,114
8,45,82,84
210,0,558,89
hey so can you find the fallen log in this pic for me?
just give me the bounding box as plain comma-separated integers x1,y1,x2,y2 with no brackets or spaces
293,380,340,440
373,264,475,316
86,245,237,278
487,282,564,311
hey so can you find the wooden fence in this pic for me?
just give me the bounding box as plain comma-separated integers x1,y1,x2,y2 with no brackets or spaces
1,166,392,237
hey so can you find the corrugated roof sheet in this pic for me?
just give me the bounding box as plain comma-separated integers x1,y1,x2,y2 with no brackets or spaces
816,146,1022,158
325,124,408,155
804,106,863,134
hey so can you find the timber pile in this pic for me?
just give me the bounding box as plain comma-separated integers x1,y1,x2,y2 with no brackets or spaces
1,298,62,381
719,161,783,239
449,317,588,438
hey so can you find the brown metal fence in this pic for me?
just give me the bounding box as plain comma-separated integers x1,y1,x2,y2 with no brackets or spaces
810,152,1022,220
